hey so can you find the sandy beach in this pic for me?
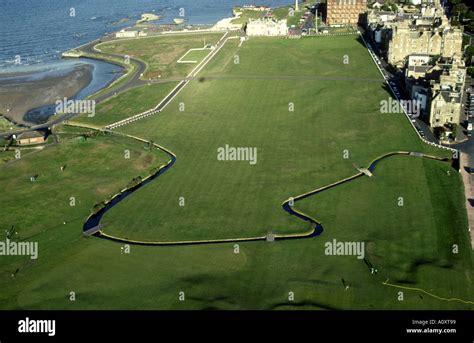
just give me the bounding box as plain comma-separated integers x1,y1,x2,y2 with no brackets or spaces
0,63,93,126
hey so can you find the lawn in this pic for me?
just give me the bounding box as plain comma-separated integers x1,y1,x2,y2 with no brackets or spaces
0,149,16,165
0,115,18,133
231,10,266,25
0,35,471,310
97,33,223,79
232,1,312,27
74,82,178,127
97,35,469,308
178,48,212,63
273,1,312,27
202,36,381,80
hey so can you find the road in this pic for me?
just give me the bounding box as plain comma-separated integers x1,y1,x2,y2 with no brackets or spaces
105,32,233,129
76,36,148,103
360,27,442,143
1,34,148,138
361,26,474,248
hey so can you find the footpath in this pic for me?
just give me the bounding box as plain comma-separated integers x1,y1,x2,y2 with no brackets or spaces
460,152,474,249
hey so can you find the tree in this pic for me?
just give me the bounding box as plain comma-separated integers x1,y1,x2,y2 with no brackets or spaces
467,66,474,77
465,45,474,66
453,3,469,16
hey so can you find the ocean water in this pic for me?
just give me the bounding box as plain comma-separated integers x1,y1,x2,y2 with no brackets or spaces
23,58,123,124
0,0,291,123
0,0,291,68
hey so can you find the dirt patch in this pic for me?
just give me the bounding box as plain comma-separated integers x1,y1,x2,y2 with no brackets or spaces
0,64,93,127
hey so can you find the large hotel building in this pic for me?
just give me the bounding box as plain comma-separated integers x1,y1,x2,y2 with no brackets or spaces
326,0,367,26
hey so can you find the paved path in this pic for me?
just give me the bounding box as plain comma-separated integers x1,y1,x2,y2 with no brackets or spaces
460,152,474,249
105,32,234,130
76,38,148,103
0,36,146,139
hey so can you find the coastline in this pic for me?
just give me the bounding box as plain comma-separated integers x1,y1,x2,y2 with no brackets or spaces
0,5,243,130
0,7,242,130
0,63,93,126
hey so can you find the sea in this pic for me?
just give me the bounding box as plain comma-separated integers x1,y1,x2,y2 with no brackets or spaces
0,0,291,123
0,0,291,68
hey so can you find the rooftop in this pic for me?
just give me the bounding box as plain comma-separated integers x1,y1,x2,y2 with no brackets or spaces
16,131,45,140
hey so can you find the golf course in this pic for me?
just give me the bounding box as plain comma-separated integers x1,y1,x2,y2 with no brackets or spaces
0,33,472,310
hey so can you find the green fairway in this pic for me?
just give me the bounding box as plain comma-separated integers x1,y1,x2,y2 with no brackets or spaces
75,82,178,127
97,33,223,79
202,36,380,79
0,150,16,165
178,48,212,63
0,34,471,310
104,35,441,241
98,35,470,307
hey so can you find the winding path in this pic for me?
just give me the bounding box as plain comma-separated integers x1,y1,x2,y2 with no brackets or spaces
76,124,450,246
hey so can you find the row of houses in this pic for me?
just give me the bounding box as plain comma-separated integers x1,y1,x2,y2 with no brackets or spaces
367,0,466,135
368,2,463,67
326,0,367,26
406,55,466,128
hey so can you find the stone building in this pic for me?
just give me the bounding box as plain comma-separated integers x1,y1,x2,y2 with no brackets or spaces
428,60,465,128
387,20,463,67
404,55,466,128
16,131,46,145
368,0,463,67
429,90,462,128
246,18,288,36
326,0,367,26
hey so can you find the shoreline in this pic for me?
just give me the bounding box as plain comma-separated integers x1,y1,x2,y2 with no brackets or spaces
0,4,256,130
0,63,94,127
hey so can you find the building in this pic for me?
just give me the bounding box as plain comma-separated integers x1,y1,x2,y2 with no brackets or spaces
368,0,463,67
246,18,288,36
115,30,147,38
16,131,46,145
404,55,466,128
387,22,463,67
428,60,465,128
405,54,432,79
429,90,462,128
241,5,270,11
384,0,463,67
326,0,367,26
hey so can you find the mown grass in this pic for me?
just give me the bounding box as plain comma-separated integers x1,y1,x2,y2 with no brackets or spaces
0,116,18,132
97,33,223,79
0,35,471,310
96,35,471,309
179,49,211,63
75,82,178,127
